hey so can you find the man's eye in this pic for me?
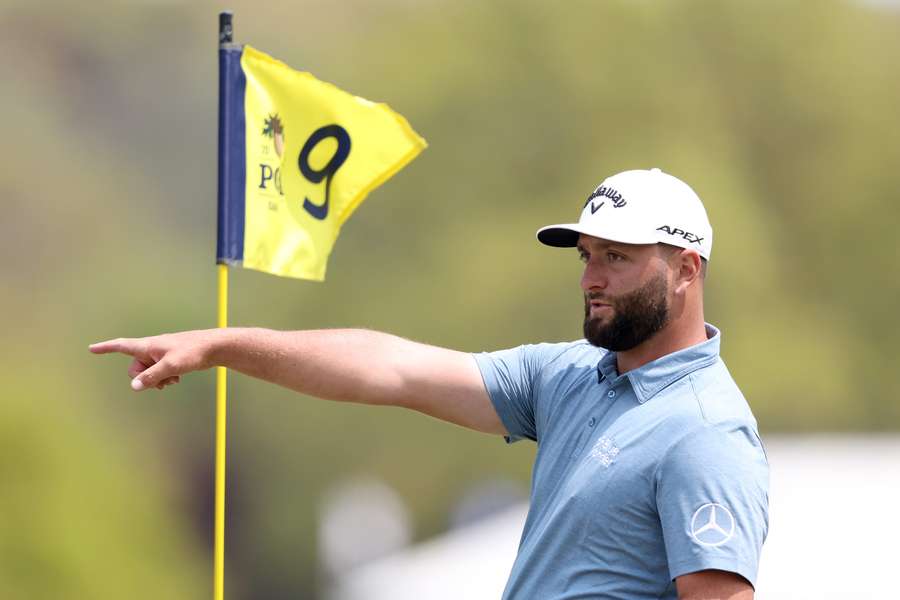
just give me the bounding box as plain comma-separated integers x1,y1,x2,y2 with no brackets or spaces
578,252,589,263
607,252,624,262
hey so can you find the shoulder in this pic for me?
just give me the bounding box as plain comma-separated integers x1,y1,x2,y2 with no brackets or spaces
654,358,758,433
533,339,607,370
475,339,605,374
689,359,757,426
655,360,767,476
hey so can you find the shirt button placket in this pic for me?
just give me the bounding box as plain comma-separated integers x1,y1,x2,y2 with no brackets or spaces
607,390,616,399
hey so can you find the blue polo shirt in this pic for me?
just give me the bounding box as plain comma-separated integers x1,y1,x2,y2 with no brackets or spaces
473,325,769,600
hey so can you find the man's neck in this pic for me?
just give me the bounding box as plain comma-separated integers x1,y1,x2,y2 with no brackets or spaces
615,318,709,374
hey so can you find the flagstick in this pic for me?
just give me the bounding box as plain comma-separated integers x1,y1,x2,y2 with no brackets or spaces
214,263,229,600
215,13,233,600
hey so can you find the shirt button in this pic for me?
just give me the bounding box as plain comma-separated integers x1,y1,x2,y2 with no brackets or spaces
607,390,616,398
588,417,596,427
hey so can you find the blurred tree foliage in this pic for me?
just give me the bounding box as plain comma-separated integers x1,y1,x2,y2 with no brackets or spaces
0,367,205,598
1,0,898,598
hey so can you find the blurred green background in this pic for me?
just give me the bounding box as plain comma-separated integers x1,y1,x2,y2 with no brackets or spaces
2,0,898,597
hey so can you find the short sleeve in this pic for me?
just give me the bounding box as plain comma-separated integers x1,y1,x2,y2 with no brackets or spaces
472,344,553,443
655,424,769,587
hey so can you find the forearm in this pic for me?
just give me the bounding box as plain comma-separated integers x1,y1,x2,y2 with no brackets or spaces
213,327,502,432
212,327,420,406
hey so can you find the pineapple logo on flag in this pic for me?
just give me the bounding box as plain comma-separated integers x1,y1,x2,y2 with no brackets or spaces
263,113,285,157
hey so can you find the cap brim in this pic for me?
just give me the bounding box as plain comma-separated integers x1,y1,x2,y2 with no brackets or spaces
536,224,582,247
536,223,657,248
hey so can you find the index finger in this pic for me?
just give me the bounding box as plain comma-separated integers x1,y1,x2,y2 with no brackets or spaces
89,338,141,356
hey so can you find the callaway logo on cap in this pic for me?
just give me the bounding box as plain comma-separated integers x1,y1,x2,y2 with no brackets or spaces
536,168,713,260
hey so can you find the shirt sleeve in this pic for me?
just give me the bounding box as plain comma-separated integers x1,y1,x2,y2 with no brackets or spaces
655,423,769,587
472,344,554,443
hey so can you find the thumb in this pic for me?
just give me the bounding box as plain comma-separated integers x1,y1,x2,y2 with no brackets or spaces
131,358,176,391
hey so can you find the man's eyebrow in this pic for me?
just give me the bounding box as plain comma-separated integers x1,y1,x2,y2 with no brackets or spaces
577,241,623,253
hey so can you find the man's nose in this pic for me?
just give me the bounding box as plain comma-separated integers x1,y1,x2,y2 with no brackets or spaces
581,262,609,292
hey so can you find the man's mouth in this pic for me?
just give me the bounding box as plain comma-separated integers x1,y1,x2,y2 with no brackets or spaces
589,301,613,313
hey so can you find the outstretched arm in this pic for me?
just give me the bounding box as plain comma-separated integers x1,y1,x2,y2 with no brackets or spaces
89,328,506,435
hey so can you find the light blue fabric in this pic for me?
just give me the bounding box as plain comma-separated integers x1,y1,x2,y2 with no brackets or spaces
473,325,769,600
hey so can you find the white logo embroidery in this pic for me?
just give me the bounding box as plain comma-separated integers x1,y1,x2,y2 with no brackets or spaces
690,503,736,547
588,436,619,467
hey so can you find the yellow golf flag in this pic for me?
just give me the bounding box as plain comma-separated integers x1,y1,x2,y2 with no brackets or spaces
217,44,426,280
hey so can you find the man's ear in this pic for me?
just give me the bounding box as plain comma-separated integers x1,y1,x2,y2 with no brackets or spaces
673,249,702,294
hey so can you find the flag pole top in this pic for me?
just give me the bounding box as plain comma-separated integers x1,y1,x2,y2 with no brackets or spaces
219,11,233,45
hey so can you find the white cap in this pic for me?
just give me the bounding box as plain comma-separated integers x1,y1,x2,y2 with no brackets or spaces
536,168,713,260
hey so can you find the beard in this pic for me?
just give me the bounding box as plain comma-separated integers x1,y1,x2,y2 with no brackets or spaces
583,271,670,352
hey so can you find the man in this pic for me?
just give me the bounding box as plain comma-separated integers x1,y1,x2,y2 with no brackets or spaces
91,168,769,599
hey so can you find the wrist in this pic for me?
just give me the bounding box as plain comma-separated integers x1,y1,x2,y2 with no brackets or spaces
205,327,238,369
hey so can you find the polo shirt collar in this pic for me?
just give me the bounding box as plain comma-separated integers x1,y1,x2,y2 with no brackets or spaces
596,323,721,404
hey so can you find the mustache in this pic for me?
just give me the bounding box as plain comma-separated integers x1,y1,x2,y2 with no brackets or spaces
585,291,612,303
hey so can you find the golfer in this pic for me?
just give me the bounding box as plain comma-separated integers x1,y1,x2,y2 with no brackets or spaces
91,168,768,600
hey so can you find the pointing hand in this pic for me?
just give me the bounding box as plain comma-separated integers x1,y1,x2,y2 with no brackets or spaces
89,330,219,391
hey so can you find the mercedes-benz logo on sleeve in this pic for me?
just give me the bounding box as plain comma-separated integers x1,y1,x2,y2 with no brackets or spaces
689,503,736,547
